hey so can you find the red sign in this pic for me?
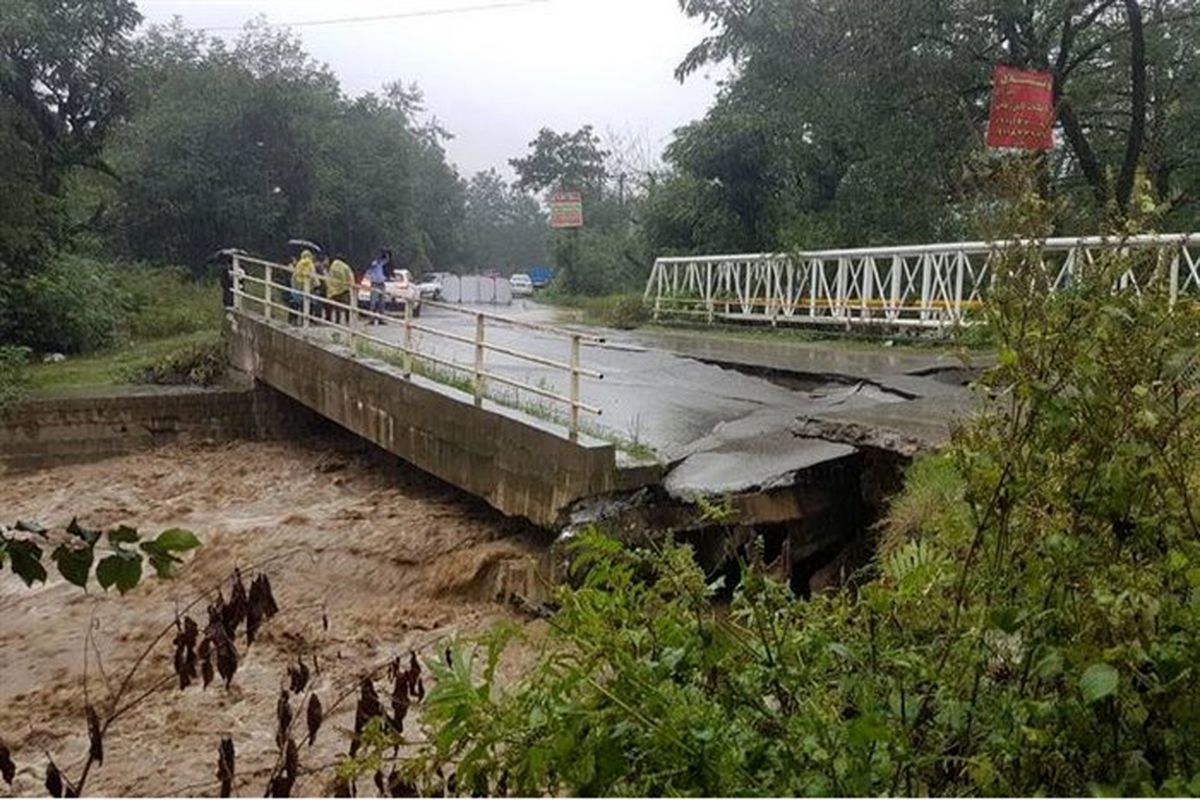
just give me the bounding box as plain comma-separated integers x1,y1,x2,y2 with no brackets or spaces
549,192,583,229
986,66,1055,151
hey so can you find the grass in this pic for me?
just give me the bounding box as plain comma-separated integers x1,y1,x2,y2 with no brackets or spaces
27,330,222,395
539,292,649,329
639,318,995,353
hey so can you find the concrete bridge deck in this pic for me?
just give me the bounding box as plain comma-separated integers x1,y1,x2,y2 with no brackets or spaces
227,300,976,530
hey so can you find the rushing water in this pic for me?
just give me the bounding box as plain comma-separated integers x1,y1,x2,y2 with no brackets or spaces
0,439,543,796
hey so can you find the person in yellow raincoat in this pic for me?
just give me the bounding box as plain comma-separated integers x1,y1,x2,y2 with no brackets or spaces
289,249,316,324
324,254,355,325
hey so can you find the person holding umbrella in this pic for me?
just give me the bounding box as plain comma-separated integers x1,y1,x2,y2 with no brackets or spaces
207,248,247,308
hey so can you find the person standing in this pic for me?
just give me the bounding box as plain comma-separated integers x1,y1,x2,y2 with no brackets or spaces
290,249,316,324
325,254,355,325
366,249,389,324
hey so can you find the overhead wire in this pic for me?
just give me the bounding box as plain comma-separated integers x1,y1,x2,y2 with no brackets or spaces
187,0,555,31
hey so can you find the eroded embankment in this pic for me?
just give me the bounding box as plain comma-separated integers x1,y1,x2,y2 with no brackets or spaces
0,438,546,796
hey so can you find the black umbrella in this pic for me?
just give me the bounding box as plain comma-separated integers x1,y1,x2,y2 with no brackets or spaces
206,247,248,264
286,238,323,253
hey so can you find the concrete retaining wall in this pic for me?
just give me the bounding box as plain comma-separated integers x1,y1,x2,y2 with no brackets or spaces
0,384,327,472
226,314,619,527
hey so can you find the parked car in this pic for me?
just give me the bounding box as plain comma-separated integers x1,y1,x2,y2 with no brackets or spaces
357,269,421,316
414,274,443,301
509,273,534,297
527,266,553,289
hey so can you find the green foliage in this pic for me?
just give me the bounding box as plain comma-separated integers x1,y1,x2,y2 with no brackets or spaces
408,207,1200,795
510,125,609,199
103,20,464,271
131,334,226,386
641,0,1200,256
0,345,31,412
16,257,221,355
20,256,131,354
1,520,199,593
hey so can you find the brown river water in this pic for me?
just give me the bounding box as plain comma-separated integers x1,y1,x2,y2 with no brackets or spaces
0,438,546,796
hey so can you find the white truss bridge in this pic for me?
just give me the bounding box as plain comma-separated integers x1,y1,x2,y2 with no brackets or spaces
643,234,1200,331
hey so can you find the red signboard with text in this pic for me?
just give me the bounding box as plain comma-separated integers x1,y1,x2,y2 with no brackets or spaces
986,66,1055,151
549,192,584,229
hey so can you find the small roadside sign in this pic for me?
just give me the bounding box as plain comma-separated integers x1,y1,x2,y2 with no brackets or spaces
549,192,583,229
986,65,1055,151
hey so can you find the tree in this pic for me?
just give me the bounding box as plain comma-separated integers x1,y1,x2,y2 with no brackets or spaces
101,20,466,271
461,169,546,272
510,125,610,200
647,0,1200,258
0,0,141,348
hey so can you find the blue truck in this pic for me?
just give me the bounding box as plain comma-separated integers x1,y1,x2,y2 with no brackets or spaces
527,266,554,289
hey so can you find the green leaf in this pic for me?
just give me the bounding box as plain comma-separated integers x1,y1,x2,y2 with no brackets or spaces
1079,663,1119,704
847,714,888,747
1033,648,1064,681
988,606,1021,634
153,528,200,553
107,526,140,545
146,551,182,580
96,552,143,594
51,542,94,588
7,539,47,586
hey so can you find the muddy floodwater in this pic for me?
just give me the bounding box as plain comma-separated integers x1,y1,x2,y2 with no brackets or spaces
0,439,546,796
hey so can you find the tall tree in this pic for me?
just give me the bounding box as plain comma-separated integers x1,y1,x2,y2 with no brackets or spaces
0,0,141,346
652,0,1200,258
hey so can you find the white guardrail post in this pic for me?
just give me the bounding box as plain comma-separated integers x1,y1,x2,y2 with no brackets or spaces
473,313,485,408
403,299,413,378
231,257,244,311
569,333,581,442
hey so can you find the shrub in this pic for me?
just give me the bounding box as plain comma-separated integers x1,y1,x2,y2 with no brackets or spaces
21,255,129,354
0,344,31,411
118,264,222,340
131,334,226,386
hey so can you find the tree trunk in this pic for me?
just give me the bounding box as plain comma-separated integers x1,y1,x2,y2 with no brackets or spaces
1115,0,1147,212
1059,99,1109,206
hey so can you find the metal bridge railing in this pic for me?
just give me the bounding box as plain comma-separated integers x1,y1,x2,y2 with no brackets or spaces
643,234,1200,331
229,255,603,441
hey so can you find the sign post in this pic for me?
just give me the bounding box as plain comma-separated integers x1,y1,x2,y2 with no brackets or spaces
986,66,1055,151
549,192,584,229
549,192,583,293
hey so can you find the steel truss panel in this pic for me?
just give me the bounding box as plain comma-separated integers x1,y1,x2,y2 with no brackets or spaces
644,235,1200,331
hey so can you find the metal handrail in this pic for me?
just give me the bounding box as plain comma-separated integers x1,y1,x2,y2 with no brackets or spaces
230,256,603,440
644,233,1200,331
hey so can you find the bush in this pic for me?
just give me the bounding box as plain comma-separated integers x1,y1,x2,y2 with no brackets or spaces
0,344,31,411
21,255,129,354
14,256,222,355
131,334,225,386
118,264,222,341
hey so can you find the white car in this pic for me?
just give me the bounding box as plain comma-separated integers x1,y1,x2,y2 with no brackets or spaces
357,269,421,316
509,273,534,297
414,275,443,301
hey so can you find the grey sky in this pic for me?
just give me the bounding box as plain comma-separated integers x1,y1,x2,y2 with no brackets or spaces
134,0,723,179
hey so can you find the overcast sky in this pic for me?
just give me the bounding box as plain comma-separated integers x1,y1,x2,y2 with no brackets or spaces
134,0,723,179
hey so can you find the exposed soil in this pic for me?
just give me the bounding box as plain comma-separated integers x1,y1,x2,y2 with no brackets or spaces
0,438,546,797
